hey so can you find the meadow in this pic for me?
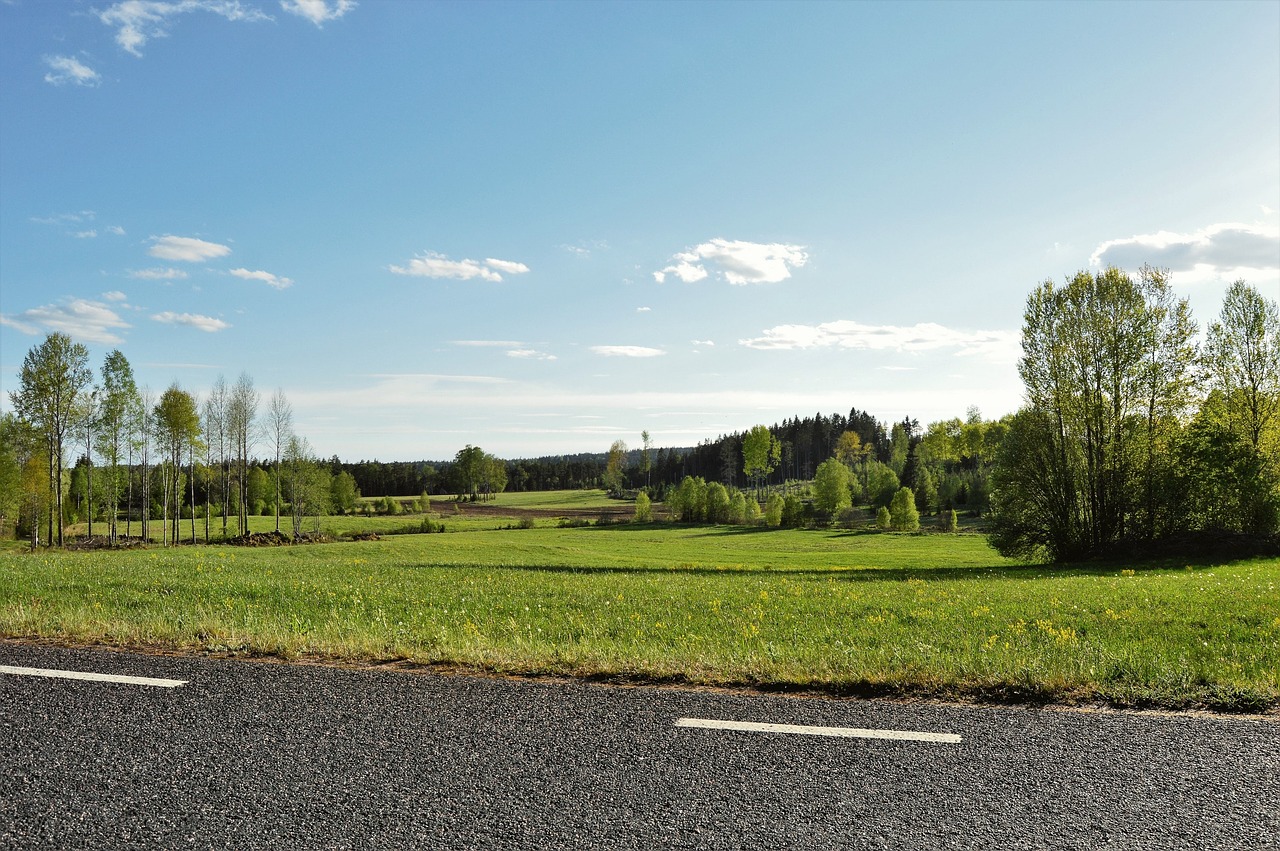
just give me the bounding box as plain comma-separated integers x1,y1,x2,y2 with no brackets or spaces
3,492,1277,712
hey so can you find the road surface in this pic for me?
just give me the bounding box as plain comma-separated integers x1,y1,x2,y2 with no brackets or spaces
2,643,1275,849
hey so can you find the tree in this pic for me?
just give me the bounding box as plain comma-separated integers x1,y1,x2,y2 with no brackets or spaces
876,506,892,530
1205,280,1280,454
640,430,653,490
727,491,747,525
993,267,1200,558
453,445,486,499
742,424,781,498
266,389,293,533
705,481,730,523
228,373,258,534
11,333,92,546
603,440,628,495
889,486,920,532
284,434,330,536
330,471,360,515
97,351,138,544
154,384,201,546
812,457,852,517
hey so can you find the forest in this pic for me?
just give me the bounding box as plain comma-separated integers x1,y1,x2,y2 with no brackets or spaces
1,268,1276,562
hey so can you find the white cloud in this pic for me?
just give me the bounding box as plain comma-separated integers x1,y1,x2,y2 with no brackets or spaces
590,345,666,358
75,230,98,239
151,311,230,332
1090,222,1280,279
655,238,808,285
2,298,130,344
739,320,1019,361
107,225,126,236
149,234,232,262
31,211,95,226
281,0,355,25
230,267,294,289
507,349,557,361
129,267,189,280
389,252,530,282
691,339,715,347
43,55,101,87
99,1,271,57
102,290,128,302
636,306,652,313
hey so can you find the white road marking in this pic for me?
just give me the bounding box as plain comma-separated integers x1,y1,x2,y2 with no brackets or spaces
0,664,187,688
675,717,961,743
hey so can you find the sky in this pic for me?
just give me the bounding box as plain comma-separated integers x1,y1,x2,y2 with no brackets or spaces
2,0,1278,463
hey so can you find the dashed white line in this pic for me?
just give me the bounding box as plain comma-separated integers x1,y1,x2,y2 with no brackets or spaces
0,664,187,688
675,717,961,743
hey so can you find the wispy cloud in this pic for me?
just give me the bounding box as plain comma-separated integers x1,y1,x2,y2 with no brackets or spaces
102,290,129,302
1,298,131,345
390,251,530,282
452,340,523,348
129,267,189,280
75,230,98,239
636,306,651,313
99,1,271,57
739,320,1018,361
31,211,95,226
230,267,294,289
149,234,231,262
151,311,230,332
281,0,356,25
107,225,126,236
654,238,808,285
691,339,715,347
43,55,101,87
507,349,557,361
1090,222,1280,278
590,345,666,358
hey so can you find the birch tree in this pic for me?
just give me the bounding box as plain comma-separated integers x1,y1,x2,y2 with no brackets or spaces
11,333,92,546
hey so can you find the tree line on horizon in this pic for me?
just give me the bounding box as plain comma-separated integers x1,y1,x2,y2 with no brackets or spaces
2,267,1274,560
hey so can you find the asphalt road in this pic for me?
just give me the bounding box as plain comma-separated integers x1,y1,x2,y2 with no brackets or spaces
1,643,1276,850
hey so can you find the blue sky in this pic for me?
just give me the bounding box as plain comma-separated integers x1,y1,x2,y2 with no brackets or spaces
2,0,1277,462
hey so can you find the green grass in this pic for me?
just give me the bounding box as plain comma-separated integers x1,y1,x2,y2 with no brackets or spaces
2,524,1277,712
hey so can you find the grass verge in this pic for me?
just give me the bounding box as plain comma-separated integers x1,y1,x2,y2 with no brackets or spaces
1,526,1276,712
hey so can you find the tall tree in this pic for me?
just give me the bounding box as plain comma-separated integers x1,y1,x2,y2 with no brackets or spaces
96,351,138,544
228,373,258,534
741,424,781,499
266,389,293,533
603,440,627,495
1205,280,1280,453
154,384,201,546
640,429,653,490
11,333,92,546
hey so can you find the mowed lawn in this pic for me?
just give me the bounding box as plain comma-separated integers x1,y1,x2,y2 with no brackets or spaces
1,525,1277,711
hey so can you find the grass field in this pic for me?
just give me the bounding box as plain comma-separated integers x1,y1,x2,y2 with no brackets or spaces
2,513,1277,712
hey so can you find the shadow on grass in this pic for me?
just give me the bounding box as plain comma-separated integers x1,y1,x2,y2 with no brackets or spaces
405,555,1256,583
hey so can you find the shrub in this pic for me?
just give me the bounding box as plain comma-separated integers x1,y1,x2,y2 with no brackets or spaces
876,506,892,530
939,509,958,533
517,516,536,530
764,493,784,527
782,494,804,528
634,491,653,523
727,491,747,525
745,497,761,524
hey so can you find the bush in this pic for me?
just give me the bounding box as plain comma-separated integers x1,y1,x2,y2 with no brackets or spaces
727,491,747,525
745,497,761,524
517,516,536,530
782,495,804,528
764,494,784,527
634,492,653,523
876,506,892,530
939,509,958,533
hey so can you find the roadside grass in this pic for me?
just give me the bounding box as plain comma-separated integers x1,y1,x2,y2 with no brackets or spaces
1,525,1276,712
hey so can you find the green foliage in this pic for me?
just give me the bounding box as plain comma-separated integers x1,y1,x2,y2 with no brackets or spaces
742,424,781,492
634,491,653,523
727,491,747,525
812,458,852,516
329,472,360,515
744,495,761,524
865,461,900,509
939,509,959,533
667,476,708,523
764,493,784,527
889,487,920,532
781,494,804,528
705,482,730,523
